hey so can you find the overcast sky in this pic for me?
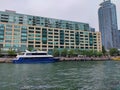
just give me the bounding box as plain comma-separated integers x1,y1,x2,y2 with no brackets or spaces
0,0,120,31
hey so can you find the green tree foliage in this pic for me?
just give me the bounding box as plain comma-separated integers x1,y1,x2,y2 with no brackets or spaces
0,48,1,54
87,50,94,57
102,46,106,55
80,50,93,57
80,50,102,57
80,50,86,56
53,48,59,57
52,48,104,57
96,51,103,57
7,48,16,56
76,49,81,55
109,48,119,56
27,47,34,51
93,50,98,57
0,48,2,57
61,48,67,57
68,49,75,57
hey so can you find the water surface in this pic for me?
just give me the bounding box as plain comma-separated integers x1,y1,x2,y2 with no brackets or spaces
0,61,120,90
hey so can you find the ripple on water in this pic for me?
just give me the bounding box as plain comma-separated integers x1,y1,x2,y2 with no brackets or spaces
0,61,120,90
20,85,66,90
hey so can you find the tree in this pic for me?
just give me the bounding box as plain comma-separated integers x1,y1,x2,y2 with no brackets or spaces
0,48,2,57
96,51,103,57
7,48,16,56
81,50,86,56
76,49,81,55
53,48,59,57
0,48,1,54
93,50,98,57
61,48,67,57
68,49,75,57
109,48,119,56
85,50,94,57
102,46,106,55
27,47,34,51
80,50,103,57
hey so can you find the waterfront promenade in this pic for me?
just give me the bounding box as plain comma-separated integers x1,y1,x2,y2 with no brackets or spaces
59,56,111,61
0,57,13,63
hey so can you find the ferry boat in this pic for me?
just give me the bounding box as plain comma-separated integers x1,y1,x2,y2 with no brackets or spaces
12,50,59,63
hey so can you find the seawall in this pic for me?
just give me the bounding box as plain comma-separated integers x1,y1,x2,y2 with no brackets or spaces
59,57,111,61
0,58,14,63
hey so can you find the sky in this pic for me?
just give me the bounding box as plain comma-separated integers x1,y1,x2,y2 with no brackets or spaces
0,0,120,31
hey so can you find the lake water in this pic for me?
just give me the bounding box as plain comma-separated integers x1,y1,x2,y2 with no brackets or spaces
0,61,120,90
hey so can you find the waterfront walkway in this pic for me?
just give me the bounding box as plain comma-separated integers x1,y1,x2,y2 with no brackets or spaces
0,58,13,63
59,56,111,61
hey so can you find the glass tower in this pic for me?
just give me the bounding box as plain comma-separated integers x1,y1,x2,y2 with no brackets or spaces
98,0,118,50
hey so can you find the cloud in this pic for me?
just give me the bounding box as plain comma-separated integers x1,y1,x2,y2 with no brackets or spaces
0,0,119,30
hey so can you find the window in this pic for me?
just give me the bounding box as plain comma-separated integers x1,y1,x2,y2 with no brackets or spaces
5,44,11,47
21,33,27,36
14,29,20,32
5,40,11,42
6,36,12,39
26,53,47,55
14,25,20,28
13,40,20,43
13,44,19,47
6,24,12,28
6,28,12,31
36,27,41,30
6,32,12,35
29,27,34,29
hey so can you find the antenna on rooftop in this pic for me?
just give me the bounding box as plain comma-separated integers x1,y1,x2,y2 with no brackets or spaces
103,0,111,2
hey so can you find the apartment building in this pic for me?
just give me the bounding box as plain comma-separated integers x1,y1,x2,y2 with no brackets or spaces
0,10,102,54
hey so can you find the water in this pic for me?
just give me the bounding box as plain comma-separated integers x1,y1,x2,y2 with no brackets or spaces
0,61,120,90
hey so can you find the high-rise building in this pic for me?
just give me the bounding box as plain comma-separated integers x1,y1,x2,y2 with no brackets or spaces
98,0,118,50
0,10,102,54
118,30,120,48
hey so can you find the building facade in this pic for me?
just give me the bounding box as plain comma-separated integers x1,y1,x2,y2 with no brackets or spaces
98,0,118,50
118,30,120,48
0,10,102,54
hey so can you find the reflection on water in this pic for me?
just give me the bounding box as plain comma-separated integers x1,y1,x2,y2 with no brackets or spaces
0,61,120,90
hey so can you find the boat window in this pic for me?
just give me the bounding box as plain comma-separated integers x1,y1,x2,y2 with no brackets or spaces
31,53,47,55
26,53,32,55
26,53,47,55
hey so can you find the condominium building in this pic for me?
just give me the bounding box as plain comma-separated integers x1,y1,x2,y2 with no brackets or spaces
0,10,102,54
98,0,118,50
